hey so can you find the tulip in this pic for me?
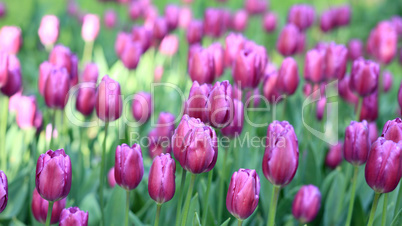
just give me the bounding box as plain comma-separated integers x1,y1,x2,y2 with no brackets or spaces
304,49,325,83
35,149,72,202
381,118,402,143
115,143,144,190
334,6,350,27
0,51,7,88
188,46,215,84
232,10,248,32
108,168,116,188
221,99,244,138
59,207,89,226
132,26,152,52
70,54,79,86
153,17,168,41
185,81,210,123
38,15,59,47
115,32,131,58
104,9,117,29
382,70,392,92
372,21,397,64
76,84,97,116
82,63,99,83
359,92,378,122
226,169,260,222
95,75,123,122
172,115,218,174
391,16,402,35
49,45,73,74
208,43,224,78
320,9,334,32
349,58,379,97
154,65,163,82
277,57,299,95
348,39,363,61
325,142,343,169
81,14,100,42
263,69,281,104
316,97,326,121
246,88,261,108
121,41,142,70
277,24,299,56
203,8,224,38
16,96,42,130
263,12,277,32
31,188,66,224
245,0,267,15
186,20,203,45
178,7,192,29
129,1,143,20
287,5,315,31
38,62,53,95
292,185,321,223
296,32,306,54
0,3,5,18
44,67,70,109
148,135,172,159
148,153,176,204
325,43,348,80
0,170,7,213
0,26,22,54
344,120,370,165
368,122,378,144
338,76,358,104
132,92,152,123
224,33,245,67
164,4,180,31
207,81,234,128
0,64,21,97
159,35,179,56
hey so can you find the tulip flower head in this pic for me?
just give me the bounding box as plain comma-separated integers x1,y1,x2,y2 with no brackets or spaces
132,92,152,123
344,120,370,165
95,75,123,122
59,207,89,226
0,26,22,54
81,14,100,42
0,171,7,213
349,58,379,97
292,185,321,223
207,80,234,128
148,153,176,204
325,142,343,169
381,118,402,143
38,15,59,46
31,188,66,224
115,143,144,190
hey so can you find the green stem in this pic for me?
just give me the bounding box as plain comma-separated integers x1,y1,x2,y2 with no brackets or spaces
202,170,213,225
238,219,243,226
125,190,130,226
355,97,363,121
181,174,197,226
218,146,229,223
82,41,94,64
48,109,57,150
367,193,381,226
0,97,9,169
381,193,388,226
345,166,359,226
175,170,187,226
154,203,162,226
267,186,280,226
45,201,54,226
99,122,109,226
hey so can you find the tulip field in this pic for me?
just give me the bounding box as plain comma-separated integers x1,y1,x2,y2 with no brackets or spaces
1,0,402,225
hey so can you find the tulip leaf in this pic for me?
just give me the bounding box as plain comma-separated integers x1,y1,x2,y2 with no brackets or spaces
0,173,28,220
220,218,231,226
391,209,402,226
105,186,142,226
193,212,201,226
79,193,101,226
323,170,346,226
185,193,199,226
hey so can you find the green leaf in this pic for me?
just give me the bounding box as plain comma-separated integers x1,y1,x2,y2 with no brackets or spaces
79,193,101,226
185,193,199,226
391,209,402,226
193,212,201,226
105,186,129,226
220,218,231,226
323,170,346,226
0,174,28,220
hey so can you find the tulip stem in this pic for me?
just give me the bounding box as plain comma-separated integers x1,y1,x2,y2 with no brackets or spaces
45,201,54,226
49,109,56,150
267,185,280,226
99,122,109,226
202,170,213,225
154,203,162,226
0,96,8,169
218,146,229,223
82,40,94,64
181,173,196,226
367,193,381,226
175,169,187,226
125,190,130,226
345,166,359,226
381,193,388,226
238,219,243,226
355,97,363,121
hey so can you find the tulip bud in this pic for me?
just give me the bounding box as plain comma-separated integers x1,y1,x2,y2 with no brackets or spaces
325,142,343,169
359,91,378,122
60,207,89,226
296,32,306,54
115,143,144,190
316,97,326,121
159,35,179,56
185,81,210,123
38,15,59,46
349,58,379,97
277,57,299,95
226,169,260,220
224,33,245,67
382,70,392,93
37,61,53,95
76,83,97,116
0,26,22,54
287,4,315,31
179,7,192,29
188,46,215,84
203,8,224,38
292,185,321,223
108,168,116,188
153,17,168,41
121,41,142,70
148,153,176,204
320,9,334,32
221,99,244,138
263,69,282,103
0,171,7,213
35,149,72,201
245,0,267,15
338,76,358,104
115,32,131,58
129,1,143,20
372,21,397,65
0,64,21,97
49,45,73,74
81,14,100,42
325,43,348,80
381,118,402,143
0,3,6,18
148,132,172,159
132,26,152,52
164,4,180,31
207,80,234,128
368,122,378,144
208,43,224,79
0,51,8,88
95,75,123,122
44,67,70,109
391,16,402,35
348,39,363,61
334,6,350,27
186,20,203,45
232,10,248,32
132,92,152,123
172,115,218,174
263,12,277,32
104,9,117,29
31,188,66,224
304,49,325,83
16,96,42,129
277,24,299,56
82,63,98,83
263,121,299,186
365,137,402,193
344,120,370,165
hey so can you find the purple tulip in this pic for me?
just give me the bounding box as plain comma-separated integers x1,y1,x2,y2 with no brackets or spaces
108,168,116,188
287,4,315,31
178,7,192,29
344,120,370,165
245,0,267,15
277,24,299,56
203,8,224,38
132,26,152,52
0,57,21,97
207,80,234,128
44,67,70,109
325,42,348,80
31,188,66,224
334,5,350,27
382,70,392,92
104,9,117,29
115,32,131,58
320,9,334,32
121,41,142,70
381,118,402,143
338,75,358,104
391,16,402,35
359,91,378,122
263,121,299,186
164,4,180,31
188,45,215,84
172,115,218,174
38,15,59,46
325,142,343,169
262,68,281,103
232,10,248,32
368,122,378,144
226,169,260,220
76,84,96,116
155,112,176,142
148,153,176,204
296,32,306,54
129,1,143,20
292,185,321,223
82,63,99,83
115,143,144,190
263,12,277,32
35,149,72,201
221,99,244,138
208,42,225,79
348,39,363,61
0,171,7,213
49,45,74,75
316,97,326,121
95,75,123,122
0,26,22,54
152,17,168,41
372,21,397,64
148,132,172,159
185,81,211,123
159,34,179,56
81,14,100,42
304,49,325,83
186,20,203,45
349,58,379,97
277,57,299,95
60,207,89,226
0,2,6,18
132,92,152,123
224,33,245,67
16,96,42,130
